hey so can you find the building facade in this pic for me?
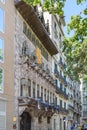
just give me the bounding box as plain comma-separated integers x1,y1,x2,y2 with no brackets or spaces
0,0,15,130
81,79,87,123
0,0,82,130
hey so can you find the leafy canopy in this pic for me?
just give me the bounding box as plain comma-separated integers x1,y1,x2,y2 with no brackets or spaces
63,1,87,80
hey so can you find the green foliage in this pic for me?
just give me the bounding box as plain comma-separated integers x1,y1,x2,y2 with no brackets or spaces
23,0,66,16
23,0,87,16
63,6,87,80
0,49,3,60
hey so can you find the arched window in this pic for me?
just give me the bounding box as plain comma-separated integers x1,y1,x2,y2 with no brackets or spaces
20,78,28,96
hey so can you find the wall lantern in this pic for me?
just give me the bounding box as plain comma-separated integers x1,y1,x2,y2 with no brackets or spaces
13,116,17,129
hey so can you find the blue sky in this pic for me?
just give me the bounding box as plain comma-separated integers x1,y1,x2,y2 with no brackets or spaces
63,0,86,36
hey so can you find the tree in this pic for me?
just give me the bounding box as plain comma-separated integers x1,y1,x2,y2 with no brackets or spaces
63,3,87,80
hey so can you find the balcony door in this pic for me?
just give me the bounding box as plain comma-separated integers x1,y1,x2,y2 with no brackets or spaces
20,112,31,130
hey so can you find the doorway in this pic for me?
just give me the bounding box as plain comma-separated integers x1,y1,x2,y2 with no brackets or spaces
20,112,31,130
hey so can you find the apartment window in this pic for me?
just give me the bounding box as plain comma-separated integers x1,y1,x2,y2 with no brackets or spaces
20,78,28,96
50,92,52,103
54,63,57,71
41,87,43,101
53,94,55,104
55,79,58,87
0,38,4,62
37,84,39,98
47,90,49,103
0,68,4,93
33,82,35,98
0,8,4,32
55,97,57,105
64,88,66,94
64,102,66,109
60,83,62,91
54,22,56,30
44,89,46,102
60,100,62,108
28,79,31,97
0,100,6,130
47,117,50,124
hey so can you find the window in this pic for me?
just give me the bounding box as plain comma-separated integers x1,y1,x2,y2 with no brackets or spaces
0,8,4,32
32,82,35,98
53,93,55,104
1,0,5,3
0,68,4,93
55,79,58,87
54,22,56,30
44,89,46,102
0,38,4,62
47,117,50,124
41,87,43,101
50,92,52,103
28,79,31,97
60,83,62,91
37,84,39,98
47,90,49,103
64,102,66,109
60,100,62,108
64,88,66,94
54,63,57,71
20,78,29,96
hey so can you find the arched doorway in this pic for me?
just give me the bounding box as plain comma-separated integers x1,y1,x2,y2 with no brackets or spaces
20,112,31,130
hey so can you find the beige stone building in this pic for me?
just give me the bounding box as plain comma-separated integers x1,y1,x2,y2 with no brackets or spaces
0,0,15,130
0,0,82,130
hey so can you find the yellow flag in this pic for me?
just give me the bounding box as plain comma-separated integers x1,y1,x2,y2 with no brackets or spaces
36,47,42,64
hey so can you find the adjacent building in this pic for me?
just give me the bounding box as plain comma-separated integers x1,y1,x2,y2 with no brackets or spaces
0,0,82,130
81,79,87,123
0,0,15,130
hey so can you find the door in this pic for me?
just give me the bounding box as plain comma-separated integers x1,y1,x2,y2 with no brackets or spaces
20,112,31,130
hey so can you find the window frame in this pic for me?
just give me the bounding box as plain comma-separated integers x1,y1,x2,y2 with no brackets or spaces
0,37,4,62
0,7,5,33
0,67,4,93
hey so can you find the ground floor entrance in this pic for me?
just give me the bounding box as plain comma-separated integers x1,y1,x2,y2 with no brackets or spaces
20,112,31,130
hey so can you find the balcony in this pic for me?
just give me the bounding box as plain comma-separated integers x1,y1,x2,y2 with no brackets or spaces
19,55,55,86
54,69,67,86
59,59,65,69
59,107,68,114
14,0,58,56
68,116,73,121
56,86,68,100
18,96,61,117
68,104,74,111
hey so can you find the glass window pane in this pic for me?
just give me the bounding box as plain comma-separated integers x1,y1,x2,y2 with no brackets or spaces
0,68,4,93
0,38,4,61
0,8,4,32
1,0,5,3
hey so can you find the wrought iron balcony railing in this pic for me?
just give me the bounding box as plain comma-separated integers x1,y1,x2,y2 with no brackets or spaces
54,69,67,86
55,86,68,100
